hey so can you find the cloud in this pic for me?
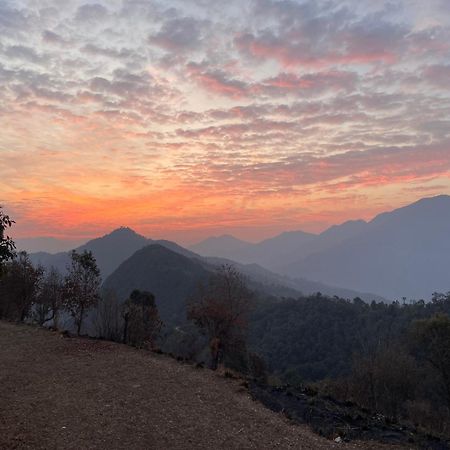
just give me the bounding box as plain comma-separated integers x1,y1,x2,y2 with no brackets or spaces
150,16,207,51
81,44,136,60
256,70,358,95
233,0,410,68
42,30,66,45
3,45,46,65
187,62,358,99
187,62,249,98
75,4,109,22
0,3,29,35
235,27,399,68
423,64,450,88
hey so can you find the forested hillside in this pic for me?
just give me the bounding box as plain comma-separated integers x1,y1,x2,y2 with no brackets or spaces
249,294,450,381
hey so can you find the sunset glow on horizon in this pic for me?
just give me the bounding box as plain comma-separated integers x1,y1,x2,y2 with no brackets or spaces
1,0,450,244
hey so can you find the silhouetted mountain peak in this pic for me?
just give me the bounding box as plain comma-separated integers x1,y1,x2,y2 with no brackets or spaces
109,226,139,235
93,227,146,242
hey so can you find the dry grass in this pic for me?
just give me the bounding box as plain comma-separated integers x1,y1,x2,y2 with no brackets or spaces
0,321,407,449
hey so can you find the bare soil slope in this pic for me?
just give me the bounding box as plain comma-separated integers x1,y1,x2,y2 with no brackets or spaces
0,322,402,449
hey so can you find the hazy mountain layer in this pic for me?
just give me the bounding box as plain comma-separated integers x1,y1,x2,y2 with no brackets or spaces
29,227,379,302
189,196,450,299
190,222,367,271
29,195,450,301
190,231,316,268
285,195,450,299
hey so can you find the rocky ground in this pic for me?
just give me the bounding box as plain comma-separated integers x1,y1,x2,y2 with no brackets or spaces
1,321,406,449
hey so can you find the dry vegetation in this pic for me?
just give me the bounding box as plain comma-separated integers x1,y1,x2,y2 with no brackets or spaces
0,321,405,450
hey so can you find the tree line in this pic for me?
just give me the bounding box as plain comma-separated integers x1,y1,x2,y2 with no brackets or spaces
0,207,163,348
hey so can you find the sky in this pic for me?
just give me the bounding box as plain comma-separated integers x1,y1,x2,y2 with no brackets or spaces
1,0,450,244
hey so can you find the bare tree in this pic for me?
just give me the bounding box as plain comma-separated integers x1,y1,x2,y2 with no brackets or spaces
94,289,123,341
63,250,101,335
187,265,253,370
34,266,64,327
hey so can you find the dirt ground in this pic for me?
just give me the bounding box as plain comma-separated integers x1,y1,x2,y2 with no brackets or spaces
0,321,407,449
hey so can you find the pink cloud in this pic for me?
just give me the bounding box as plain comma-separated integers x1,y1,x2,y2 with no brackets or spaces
187,61,357,99
256,70,357,94
186,62,249,99
235,32,397,68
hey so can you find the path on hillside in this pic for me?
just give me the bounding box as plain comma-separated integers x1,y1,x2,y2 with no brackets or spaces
0,322,404,449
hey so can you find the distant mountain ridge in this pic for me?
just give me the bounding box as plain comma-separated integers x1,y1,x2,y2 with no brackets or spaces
189,219,369,271
190,230,316,268
284,195,450,299
191,195,450,299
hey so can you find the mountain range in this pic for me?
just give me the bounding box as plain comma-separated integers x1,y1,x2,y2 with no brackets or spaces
29,227,196,280
191,195,450,300
29,228,383,318
27,195,450,302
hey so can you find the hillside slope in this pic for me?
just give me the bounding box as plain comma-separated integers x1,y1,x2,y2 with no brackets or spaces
0,322,396,450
